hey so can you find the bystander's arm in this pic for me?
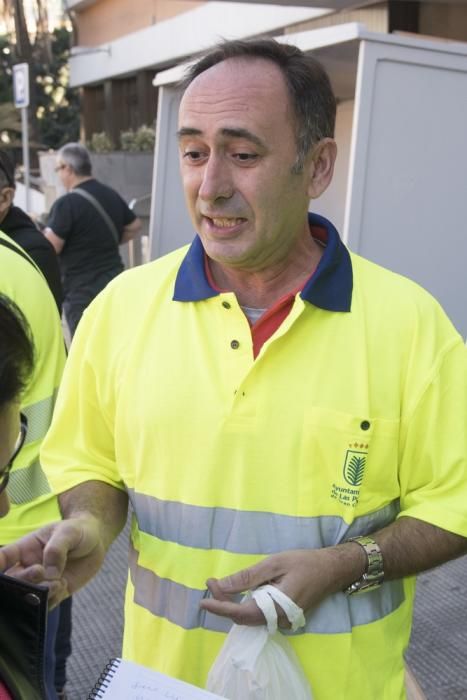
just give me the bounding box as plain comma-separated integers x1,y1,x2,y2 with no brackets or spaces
120,217,142,244
0,480,128,607
58,480,128,550
43,227,65,255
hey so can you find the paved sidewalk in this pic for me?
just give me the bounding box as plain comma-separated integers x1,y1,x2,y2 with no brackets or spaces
64,519,467,699
406,555,467,699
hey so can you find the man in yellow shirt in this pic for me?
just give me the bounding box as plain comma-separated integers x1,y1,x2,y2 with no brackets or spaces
1,39,466,699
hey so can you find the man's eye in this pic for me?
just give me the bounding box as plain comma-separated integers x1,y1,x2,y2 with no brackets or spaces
234,153,257,161
183,151,205,161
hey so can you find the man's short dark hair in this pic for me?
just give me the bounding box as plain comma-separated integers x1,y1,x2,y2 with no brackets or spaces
181,38,336,173
58,142,92,177
0,295,35,410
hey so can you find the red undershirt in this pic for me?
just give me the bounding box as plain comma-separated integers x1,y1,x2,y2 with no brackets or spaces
0,681,12,699
204,226,327,358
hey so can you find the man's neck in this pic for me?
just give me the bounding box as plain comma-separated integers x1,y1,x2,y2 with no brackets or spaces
209,235,324,308
70,175,93,190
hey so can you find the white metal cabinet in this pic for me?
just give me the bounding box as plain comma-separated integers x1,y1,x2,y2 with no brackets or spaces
344,36,467,336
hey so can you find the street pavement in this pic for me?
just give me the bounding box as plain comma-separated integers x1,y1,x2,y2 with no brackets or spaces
64,517,467,699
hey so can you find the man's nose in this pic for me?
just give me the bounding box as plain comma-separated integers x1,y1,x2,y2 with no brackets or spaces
198,155,233,202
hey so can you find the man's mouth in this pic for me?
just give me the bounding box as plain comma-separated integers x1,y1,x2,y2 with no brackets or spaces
208,217,245,228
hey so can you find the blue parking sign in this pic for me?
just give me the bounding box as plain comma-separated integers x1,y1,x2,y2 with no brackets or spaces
13,63,29,108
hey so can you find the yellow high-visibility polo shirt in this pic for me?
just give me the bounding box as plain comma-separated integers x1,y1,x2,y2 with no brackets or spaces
41,214,467,699
0,232,64,541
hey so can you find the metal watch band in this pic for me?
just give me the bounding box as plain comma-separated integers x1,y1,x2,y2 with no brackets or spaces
344,535,384,595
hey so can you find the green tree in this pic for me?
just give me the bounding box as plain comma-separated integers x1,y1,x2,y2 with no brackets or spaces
0,33,14,104
34,26,80,148
0,34,21,147
0,2,79,153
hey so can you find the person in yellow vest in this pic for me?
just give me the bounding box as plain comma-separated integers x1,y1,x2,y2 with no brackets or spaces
0,294,49,700
1,39,467,699
0,233,66,699
0,295,33,521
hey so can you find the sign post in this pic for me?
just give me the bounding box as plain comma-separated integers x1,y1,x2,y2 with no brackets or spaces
12,63,30,211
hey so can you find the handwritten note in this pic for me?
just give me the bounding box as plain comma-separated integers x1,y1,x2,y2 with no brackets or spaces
90,658,225,700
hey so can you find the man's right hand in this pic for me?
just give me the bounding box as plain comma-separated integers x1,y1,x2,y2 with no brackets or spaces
0,514,106,608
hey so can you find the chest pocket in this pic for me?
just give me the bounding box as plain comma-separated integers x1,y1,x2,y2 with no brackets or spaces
298,406,400,519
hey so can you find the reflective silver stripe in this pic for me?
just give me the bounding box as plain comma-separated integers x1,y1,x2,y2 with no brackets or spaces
128,541,405,634
23,392,57,446
10,393,58,503
127,493,404,632
7,459,52,504
128,489,399,553
129,543,231,634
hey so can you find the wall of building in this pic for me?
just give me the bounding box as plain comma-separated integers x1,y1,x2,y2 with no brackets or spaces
418,3,467,42
76,0,204,46
289,1,467,45
284,4,388,36
81,71,158,145
71,2,332,140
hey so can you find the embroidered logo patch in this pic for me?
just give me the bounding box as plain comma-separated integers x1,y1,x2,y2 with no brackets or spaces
330,442,369,508
343,449,367,486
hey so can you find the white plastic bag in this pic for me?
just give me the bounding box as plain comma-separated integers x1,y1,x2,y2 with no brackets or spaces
206,585,313,699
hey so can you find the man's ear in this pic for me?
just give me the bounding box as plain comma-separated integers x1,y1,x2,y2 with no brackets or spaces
0,187,14,221
306,138,337,200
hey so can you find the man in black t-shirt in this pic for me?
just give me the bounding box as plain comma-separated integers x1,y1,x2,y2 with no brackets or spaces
44,143,142,337
0,149,63,312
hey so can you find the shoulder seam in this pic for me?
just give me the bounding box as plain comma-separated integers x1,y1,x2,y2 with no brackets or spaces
402,336,463,425
0,236,39,272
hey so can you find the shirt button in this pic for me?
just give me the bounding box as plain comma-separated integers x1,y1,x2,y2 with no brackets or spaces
360,420,371,431
230,340,240,349
222,301,231,309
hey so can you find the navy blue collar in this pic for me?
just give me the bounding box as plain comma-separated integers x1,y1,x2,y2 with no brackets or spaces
173,213,352,312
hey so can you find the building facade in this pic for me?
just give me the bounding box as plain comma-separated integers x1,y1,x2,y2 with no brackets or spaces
67,0,467,146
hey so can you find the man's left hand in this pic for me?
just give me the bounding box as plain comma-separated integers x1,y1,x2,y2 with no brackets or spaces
199,546,365,628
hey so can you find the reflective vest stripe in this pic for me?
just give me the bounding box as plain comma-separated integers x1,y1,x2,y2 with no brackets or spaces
23,392,57,446
128,541,405,633
7,460,52,504
128,489,399,552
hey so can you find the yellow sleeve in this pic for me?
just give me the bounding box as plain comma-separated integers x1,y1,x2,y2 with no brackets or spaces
398,337,467,536
41,291,125,495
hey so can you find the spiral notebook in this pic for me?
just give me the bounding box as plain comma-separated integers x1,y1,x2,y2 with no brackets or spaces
88,657,225,699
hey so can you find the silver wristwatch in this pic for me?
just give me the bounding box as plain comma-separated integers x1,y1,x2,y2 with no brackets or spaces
344,535,384,595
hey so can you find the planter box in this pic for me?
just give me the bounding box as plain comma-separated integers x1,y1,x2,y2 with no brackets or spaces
39,151,153,208
90,152,153,204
